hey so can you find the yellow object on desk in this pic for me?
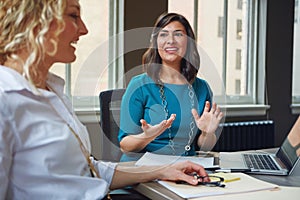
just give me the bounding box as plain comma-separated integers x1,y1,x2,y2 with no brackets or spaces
211,172,241,183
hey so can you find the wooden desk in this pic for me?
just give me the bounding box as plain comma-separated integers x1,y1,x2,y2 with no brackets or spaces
134,182,300,200
133,149,300,199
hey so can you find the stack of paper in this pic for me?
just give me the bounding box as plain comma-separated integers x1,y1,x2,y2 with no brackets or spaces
158,172,278,199
135,152,218,169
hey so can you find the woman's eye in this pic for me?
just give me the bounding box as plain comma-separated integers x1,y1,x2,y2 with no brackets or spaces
174,32,183,37
159,33,168,37
69,14,79,19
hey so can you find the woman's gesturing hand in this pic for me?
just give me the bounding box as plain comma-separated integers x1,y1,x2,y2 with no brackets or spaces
140,114,176,139
192,101,223,134
120,114,176,153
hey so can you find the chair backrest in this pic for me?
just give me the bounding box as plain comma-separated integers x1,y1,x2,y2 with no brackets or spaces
99,88,126,162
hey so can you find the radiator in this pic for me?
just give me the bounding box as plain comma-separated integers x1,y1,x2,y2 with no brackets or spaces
213,120,275,152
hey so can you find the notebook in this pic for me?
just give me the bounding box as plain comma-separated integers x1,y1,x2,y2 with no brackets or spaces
219,118,300,176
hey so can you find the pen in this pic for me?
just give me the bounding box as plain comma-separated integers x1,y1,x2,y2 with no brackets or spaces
215,168,258,173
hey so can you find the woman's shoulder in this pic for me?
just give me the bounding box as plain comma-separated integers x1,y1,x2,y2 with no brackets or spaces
193,77,209,87
125,73,157,97
193,77,213,97
129,73,154,86
0,65,31,92
131,73,151,81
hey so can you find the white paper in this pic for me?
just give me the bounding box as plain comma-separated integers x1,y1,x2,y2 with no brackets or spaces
135,152,218,168
158,172,278,199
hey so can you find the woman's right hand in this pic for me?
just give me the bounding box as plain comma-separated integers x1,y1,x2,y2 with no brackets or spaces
119,114,176,153
140,113,176,139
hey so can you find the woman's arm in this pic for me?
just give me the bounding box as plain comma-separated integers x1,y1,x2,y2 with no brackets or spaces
109,161,209,189
287,116,300,156
119,114,176,152
197,131,217,151
192,101,223,151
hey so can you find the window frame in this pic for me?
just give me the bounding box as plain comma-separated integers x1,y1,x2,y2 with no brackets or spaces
196,0,269,115
292,0,300,114
68,0,269,122
71,0,125,123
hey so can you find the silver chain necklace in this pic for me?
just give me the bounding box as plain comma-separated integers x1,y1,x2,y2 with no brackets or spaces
158,80,196,155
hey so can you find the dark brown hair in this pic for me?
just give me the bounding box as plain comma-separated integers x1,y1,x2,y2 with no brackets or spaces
142,12,200,84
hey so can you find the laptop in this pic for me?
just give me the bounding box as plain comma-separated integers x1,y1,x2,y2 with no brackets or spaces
219,118,300,176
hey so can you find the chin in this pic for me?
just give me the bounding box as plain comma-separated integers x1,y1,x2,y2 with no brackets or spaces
65,55,77,63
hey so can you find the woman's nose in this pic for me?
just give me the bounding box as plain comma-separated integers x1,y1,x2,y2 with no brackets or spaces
166,34,175,44
78,18,88,36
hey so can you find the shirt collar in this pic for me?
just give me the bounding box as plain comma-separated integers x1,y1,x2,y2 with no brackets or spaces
46,72,65,96
0,65,65,96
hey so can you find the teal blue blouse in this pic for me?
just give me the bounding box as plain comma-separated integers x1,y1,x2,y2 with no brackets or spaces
118,73,212,161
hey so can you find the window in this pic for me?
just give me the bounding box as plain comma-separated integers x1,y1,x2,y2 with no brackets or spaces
169,0,267,114
218,16,224,38
50,0,117,114
236,49,242,70
236,19,242,40
51,0,109,103
52,0,268,120
169,0,268,115
237,0,243,10
235,79,241,94
292,0,300,114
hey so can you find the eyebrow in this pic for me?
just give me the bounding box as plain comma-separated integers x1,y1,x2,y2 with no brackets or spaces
69,5,80,10
160,29,184,32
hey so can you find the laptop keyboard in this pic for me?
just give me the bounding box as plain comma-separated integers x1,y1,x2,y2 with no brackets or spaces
243,154,280,170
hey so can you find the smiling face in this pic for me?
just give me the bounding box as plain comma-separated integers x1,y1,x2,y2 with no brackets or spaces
157,21,188,69
45,0,88,65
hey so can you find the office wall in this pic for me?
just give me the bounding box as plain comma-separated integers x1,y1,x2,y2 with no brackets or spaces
123,0,168,86
265,0,297,145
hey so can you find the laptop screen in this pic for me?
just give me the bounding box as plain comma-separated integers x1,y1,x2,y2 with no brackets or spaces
276,117,300,171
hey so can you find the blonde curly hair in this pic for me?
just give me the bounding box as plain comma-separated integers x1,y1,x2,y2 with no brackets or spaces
0,0,66,87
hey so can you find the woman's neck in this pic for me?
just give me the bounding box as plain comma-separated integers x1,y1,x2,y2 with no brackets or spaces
159,65,186,84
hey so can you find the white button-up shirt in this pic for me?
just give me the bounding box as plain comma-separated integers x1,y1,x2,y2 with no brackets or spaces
0,66,116,199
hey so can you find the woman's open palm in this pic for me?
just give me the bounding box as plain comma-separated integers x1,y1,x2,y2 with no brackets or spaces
192,101,223,134
140,114,176,139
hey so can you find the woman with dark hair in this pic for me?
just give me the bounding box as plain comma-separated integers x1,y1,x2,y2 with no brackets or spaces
118,13,223,161
143,13,199,84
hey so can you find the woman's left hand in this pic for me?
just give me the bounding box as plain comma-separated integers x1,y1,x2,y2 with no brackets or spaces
192,101,223,134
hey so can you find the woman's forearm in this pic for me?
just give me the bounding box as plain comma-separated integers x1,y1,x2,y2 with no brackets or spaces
197,132,217,151
109,161,209,190
109,165,162,189
119,133,155,152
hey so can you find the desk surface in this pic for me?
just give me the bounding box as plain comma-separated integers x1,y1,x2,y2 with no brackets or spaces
134,182,300,200
133,149,300,200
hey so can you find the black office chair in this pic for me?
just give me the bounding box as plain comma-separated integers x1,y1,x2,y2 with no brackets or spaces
99,89,150,200
99,88,126,162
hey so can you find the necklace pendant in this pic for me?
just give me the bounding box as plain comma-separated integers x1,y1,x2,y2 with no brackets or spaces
185,145,191,151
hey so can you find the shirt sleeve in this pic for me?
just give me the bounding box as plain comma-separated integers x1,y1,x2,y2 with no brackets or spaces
0,93,14,198
92,157,117,186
